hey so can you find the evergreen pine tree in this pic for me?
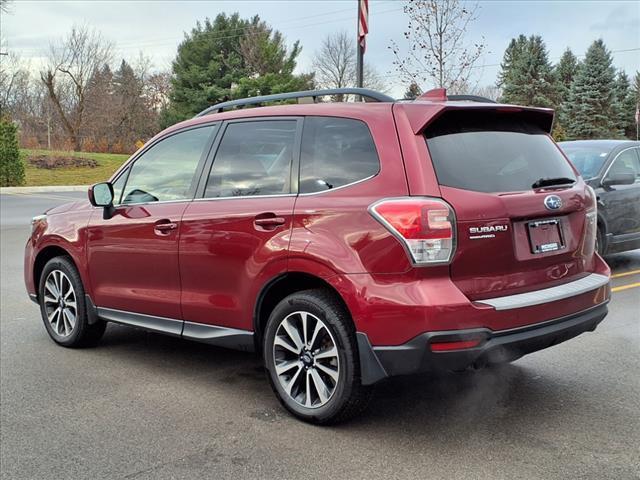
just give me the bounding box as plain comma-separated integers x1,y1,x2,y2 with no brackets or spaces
553,48,579,127
633,71,640,106
498,35,528,96
0,118,25,187
498,35,555,107
404,82,422,99
112,60,149,147
632,72,640,140
613,71,636,139
565,39,617,139
162,13,312,127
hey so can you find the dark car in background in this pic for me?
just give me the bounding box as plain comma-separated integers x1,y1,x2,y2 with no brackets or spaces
559,140,640,256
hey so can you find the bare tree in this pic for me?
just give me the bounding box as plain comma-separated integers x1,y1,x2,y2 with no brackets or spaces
146,71,172,112
313,31,388,99
314,31,354,91
389,0,486,94
469,84,501,101
40,26,113,151
0,52,25,114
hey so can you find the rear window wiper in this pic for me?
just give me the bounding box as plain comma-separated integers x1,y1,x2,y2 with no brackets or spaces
531,177,575,189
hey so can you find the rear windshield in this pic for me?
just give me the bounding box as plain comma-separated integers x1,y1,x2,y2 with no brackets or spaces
425,110,576,193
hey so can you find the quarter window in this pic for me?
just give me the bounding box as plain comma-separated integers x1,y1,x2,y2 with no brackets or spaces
299,117,380,194
121,125,216,204
205,120,297,198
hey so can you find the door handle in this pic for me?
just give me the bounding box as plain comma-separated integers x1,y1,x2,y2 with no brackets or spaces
154,220,178,233
254,217,286,226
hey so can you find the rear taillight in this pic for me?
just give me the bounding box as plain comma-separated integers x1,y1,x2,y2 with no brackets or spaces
585,186,597,250
369,197,456,265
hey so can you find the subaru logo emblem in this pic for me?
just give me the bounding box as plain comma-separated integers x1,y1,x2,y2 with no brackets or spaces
544,195,562,210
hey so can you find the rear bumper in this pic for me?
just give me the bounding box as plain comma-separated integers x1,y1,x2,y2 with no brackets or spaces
357,302,608,384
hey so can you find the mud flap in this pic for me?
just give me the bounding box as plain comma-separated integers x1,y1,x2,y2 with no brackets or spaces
356,332,388,385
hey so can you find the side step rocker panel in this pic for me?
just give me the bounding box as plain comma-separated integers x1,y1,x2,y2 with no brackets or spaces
88,296,254,352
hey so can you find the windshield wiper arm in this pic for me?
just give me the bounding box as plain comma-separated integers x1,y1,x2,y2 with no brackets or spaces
531,177,575,189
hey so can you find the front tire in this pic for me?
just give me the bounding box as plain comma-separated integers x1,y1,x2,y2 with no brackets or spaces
38,256,106,347
263,289,372,424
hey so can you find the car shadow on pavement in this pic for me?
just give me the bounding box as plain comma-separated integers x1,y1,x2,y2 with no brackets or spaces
95,322,578,434
604,250,640,270
97,322,267,385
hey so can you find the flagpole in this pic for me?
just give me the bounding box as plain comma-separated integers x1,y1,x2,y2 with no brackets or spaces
356,0,364,89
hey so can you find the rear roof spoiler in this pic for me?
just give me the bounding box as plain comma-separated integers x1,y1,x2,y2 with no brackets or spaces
396,102,555,135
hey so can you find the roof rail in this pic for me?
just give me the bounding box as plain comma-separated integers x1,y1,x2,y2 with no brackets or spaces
447,94,497,104
195,88,395,117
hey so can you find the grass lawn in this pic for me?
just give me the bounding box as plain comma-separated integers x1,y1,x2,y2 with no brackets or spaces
20,149,130,186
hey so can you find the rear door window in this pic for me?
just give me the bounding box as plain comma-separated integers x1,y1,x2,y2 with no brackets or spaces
425,110,576,193
204,120,297,198
300,117,380,193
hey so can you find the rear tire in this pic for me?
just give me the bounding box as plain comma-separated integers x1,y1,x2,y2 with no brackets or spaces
38,256,106,348
263,289,372,424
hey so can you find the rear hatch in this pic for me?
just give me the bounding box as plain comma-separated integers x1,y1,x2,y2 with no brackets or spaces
424,108,594,300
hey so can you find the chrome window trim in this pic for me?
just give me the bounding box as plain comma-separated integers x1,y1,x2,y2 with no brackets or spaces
194,193,296,202
298,173,378,196
91,199,193,209
601,146,640,184
476,273,610,311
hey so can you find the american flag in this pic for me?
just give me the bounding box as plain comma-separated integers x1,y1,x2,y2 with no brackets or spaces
358,0,369,53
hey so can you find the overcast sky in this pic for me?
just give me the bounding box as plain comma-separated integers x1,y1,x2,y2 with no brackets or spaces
1,0,639,98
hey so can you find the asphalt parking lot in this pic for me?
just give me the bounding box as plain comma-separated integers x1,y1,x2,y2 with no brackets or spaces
1,191,639,480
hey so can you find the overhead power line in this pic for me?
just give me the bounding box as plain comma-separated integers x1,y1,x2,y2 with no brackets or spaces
115,5,405,50
381,47,640,80
10,3,405,55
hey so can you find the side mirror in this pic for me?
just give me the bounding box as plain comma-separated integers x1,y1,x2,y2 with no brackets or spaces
602,169,636,187
89,182,115,219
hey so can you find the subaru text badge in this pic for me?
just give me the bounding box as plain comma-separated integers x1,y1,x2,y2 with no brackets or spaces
469,224,508,239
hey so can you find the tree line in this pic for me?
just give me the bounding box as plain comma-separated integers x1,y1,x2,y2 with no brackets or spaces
498,35,639,140
1,26,170,153
1,3,638,155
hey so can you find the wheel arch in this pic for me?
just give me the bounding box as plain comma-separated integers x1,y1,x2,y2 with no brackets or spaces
253,271,353,352
33,245,77,299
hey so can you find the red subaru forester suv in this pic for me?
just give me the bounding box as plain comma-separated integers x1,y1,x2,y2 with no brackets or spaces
25,88,611,424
